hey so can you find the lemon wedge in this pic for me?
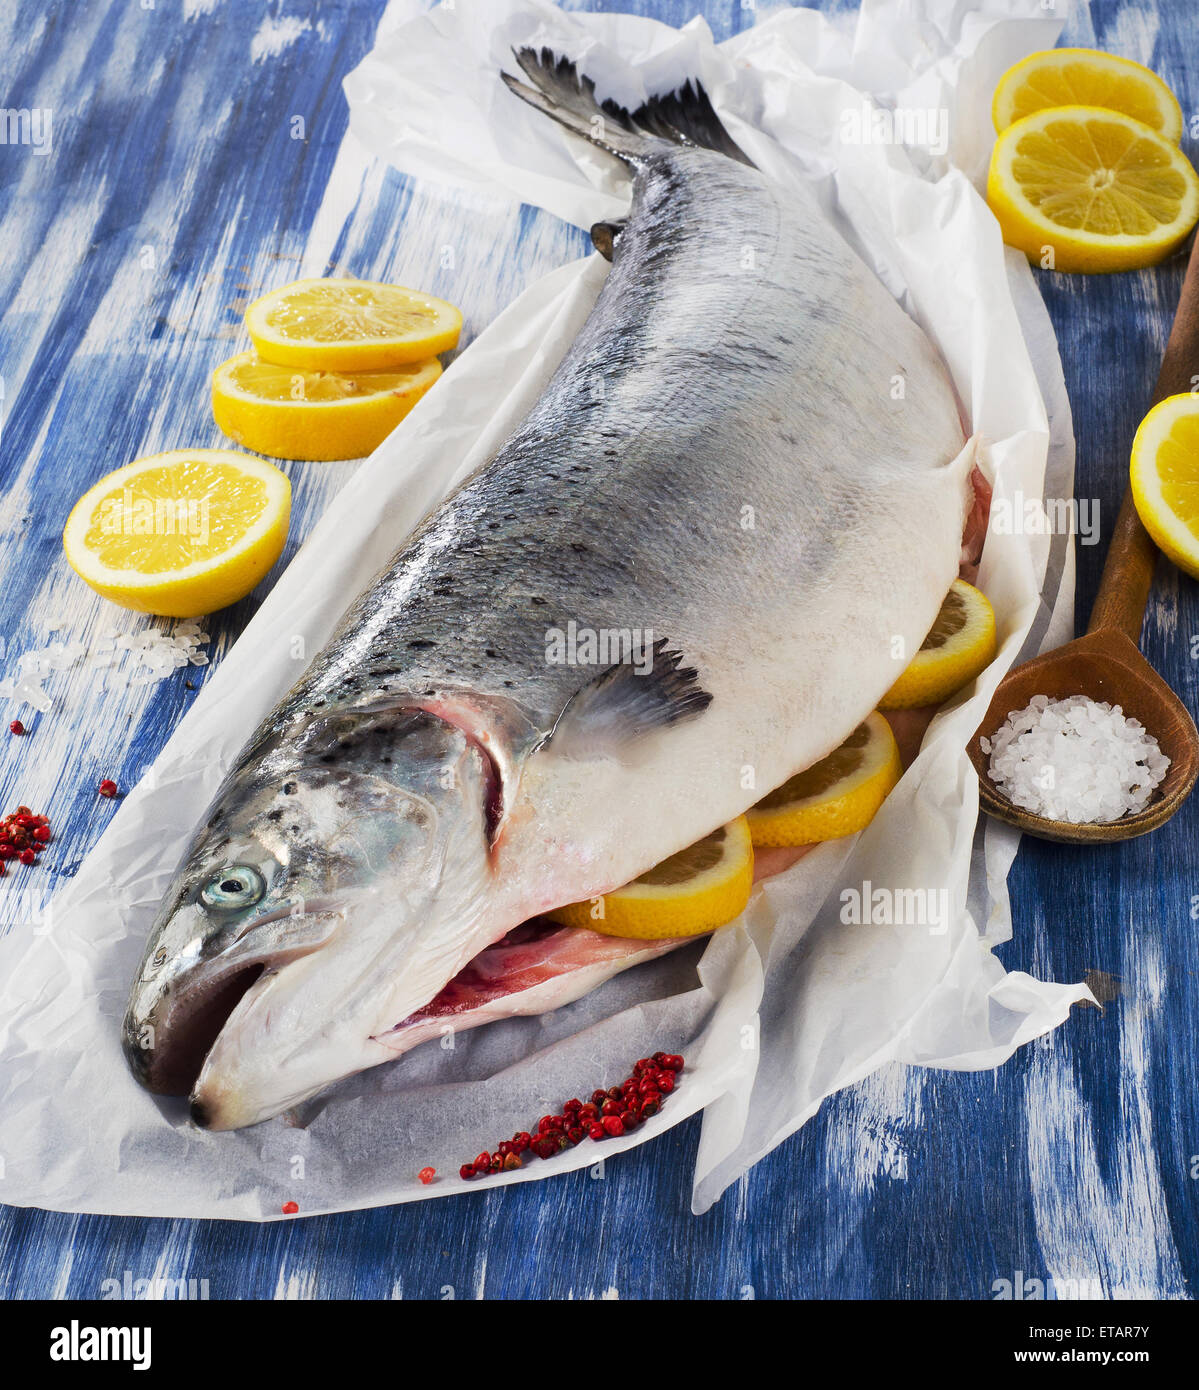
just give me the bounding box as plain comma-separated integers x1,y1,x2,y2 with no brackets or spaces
244,278,462,372
993,48,1183,142
546,816,754,940
1130,392,1199,579
987,105,1199,273
880,579,997,710
212,352,442,461
746,712,901,848
63,449,291,617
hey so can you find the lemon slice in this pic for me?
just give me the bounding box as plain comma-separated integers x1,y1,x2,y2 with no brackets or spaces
880,579,997,710
1130,393,1199,579
993,48,1183,142
63,449,291,617
746,712,901,848
545,816,754,940
212,352,442,461
987,106,1199,273
244,278,462,372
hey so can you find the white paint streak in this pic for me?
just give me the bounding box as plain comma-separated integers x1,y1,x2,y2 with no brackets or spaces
47,1239,76,1299
183,0,221,18
250,16,321,65
732,1169,750,1227
8,183,108,318
1025,920,1186,1300
273,1261,318,1299
833,1060,923,1195
1107,6,1161,66
145,1244,198,1299
300,130,374,280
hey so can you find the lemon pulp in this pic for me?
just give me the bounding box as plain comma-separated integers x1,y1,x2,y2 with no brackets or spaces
992,48,1183,141
212,352,442,460
1130,393,1199,579
63,449,291,617
987,105,1199,273
746,711,902,847
880,579,997,710
545,816,754,940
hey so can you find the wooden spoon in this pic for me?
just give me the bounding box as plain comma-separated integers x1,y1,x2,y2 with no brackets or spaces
967,237,1199,844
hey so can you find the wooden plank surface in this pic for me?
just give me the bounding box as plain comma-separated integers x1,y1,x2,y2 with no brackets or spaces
1,0,1197,1300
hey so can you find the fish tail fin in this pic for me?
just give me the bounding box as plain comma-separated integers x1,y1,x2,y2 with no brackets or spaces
502,46,754,169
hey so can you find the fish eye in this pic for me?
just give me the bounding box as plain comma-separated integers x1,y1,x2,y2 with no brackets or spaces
200,864,266,912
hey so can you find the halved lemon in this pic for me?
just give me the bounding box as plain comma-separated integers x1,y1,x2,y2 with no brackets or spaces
212,352,442,461
881,579,997,710
1130,392,1199,579
244,278,462,372
63,449,291,617
993,48,1183,142
545,816,754,940
746,712,901,848
987,106,1199,273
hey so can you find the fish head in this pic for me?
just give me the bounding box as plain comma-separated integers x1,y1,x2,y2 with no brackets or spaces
122,705,500,1128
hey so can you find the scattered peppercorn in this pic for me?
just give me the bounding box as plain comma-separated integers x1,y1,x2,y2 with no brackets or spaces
0,806,51,877
98,779,119,798
418,1166,436,1185
458,1053,684,1178
281,1201,299,1215
9,720,25,736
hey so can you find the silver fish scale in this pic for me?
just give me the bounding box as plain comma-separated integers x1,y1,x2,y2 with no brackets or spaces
264,145,960,755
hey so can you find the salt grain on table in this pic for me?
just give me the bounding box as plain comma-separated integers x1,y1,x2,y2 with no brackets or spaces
0,621,215,712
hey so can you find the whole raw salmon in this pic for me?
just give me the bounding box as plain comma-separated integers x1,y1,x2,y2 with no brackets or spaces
123,49,972,1129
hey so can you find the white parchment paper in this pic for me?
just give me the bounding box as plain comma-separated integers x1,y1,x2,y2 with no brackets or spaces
0,0,1092,1220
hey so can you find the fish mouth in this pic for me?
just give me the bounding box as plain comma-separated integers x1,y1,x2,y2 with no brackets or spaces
126,961,267,1097
124,907,344,1103
188,911,524,1131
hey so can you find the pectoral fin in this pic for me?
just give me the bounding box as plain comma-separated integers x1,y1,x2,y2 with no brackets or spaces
544,639,712,762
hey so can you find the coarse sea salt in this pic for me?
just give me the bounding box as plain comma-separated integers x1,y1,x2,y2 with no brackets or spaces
981,694,1170,824
0,621,215,713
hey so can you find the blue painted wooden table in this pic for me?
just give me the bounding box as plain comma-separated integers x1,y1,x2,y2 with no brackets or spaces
1,0,1197,1300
